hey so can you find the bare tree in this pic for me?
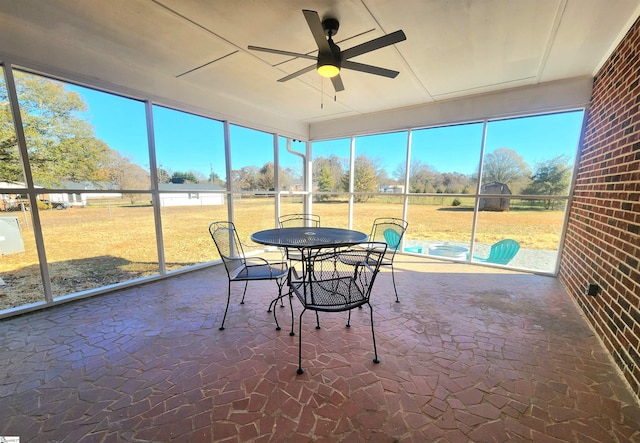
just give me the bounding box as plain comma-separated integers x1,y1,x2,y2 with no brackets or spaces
482,148,530,192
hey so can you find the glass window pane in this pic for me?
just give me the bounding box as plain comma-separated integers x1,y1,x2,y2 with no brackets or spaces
278,137,305,216
37,193,159,299
352,195,405,236
278,137,304,192
230,125,276,233
354,131,408,197
230,125,275,193
161,203,227,267
1,67,43,310
410,123,483,194
154,105,226,189
1,66,26,189
0,208,46,310
472,197,566,273
407,195,475,259
153,106,226,270
14,71,150,192
312,138,350,227
482,111,583,196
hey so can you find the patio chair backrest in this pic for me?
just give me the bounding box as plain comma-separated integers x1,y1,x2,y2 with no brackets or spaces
369,217,408,257
291,242,387,311
278,213,321,228
208,221,246,277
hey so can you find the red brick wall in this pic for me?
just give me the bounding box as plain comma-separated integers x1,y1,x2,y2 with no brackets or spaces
559,17,640,400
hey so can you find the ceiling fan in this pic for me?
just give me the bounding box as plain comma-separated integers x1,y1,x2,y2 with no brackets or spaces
248,9,406,92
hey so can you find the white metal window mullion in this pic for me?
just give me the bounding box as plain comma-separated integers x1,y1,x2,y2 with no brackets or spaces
3,64,54,303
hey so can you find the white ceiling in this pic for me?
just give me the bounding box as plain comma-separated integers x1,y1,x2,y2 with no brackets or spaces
1,0,639,139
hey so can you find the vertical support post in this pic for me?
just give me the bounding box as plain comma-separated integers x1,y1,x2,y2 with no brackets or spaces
3,64,53,302
145,100,166,275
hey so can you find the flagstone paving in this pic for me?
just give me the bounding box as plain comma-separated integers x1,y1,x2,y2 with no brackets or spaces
1,255,639,442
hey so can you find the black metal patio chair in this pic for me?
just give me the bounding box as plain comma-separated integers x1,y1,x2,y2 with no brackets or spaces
208,221,288,331
277,213,322,266
278,213,321,229
288,243,387,374
366,217,408,303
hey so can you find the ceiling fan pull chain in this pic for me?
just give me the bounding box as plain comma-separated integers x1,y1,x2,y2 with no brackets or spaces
321,77,324,109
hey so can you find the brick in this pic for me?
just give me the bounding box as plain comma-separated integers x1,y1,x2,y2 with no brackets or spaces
559,15,640,399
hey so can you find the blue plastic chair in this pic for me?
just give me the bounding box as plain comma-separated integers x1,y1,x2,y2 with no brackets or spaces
473,239,520,265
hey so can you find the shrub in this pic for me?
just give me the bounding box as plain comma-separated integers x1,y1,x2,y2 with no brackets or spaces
451,198,462,206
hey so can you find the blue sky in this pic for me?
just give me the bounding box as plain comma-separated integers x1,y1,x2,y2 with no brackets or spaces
69,84,585,180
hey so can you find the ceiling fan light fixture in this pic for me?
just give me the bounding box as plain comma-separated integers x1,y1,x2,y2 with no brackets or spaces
317,50,341,78
317,62,340,78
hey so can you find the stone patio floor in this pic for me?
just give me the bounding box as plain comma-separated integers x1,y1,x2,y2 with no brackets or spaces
1,254,639,442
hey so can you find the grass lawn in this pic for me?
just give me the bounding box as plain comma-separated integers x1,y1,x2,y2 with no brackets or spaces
0,197,565,309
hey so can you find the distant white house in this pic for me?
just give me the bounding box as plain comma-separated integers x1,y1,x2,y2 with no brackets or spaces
2,180,225,208
45,181,123,207
1,180,122,209
158,183,225,207
380,185,405,193
0,181,25,211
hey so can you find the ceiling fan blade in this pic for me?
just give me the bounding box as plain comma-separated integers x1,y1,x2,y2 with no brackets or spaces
277,64,317,82
341,60,400,78
331,74,345,92
248,45,317,61
302,9,332,53
341,30,406,60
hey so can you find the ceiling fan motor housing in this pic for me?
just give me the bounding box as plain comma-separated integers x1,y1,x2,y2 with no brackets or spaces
322,18,339,36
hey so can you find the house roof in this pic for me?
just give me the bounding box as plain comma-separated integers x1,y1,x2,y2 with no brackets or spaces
158,183,225,192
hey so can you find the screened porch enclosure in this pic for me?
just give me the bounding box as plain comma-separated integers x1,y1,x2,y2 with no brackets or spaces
0,66,586,315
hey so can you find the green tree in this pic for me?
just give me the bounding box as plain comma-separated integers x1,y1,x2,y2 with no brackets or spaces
208,171,226,187
157,167,172,183
0,135,22,182
1,72,111,186
313,155,344,193
522,155,572,209
343,155,379,202
257,162,275,191
315,163,335,200
171,171,200,183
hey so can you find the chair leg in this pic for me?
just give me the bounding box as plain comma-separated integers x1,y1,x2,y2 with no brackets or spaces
278,278,286,308
346,309,352,328
272,298,281,331
240,281,249,304
219,282,232,331
368,302,380,364
390,264,400,303
272,278,287,331
297,309,306,374
267,297,275,313
288,292,295,336
315,311,321,329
